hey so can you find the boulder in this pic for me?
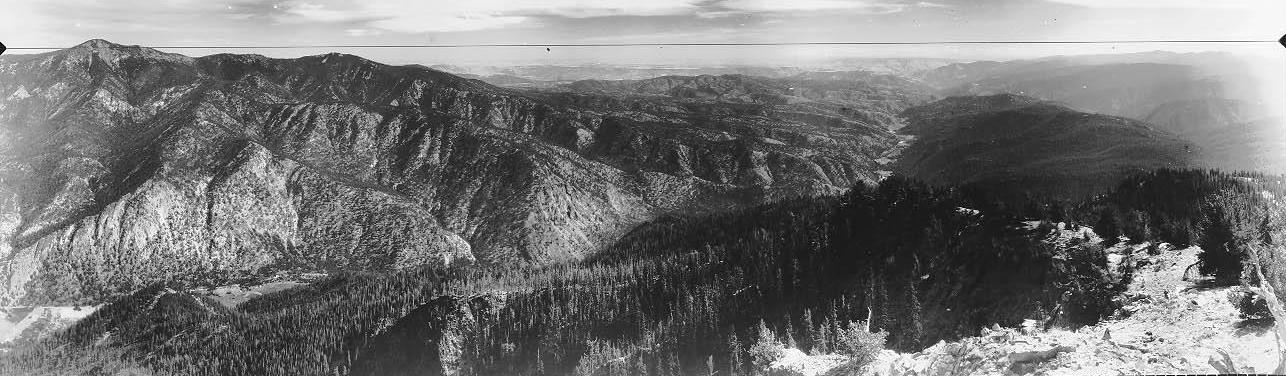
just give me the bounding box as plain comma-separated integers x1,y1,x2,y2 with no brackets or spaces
767,348,850,376
1008,345,1075,364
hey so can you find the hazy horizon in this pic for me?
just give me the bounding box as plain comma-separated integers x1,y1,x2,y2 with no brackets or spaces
5,2,1286,375
2,0,1282,66
5,38,1281,68
8,39,1282,119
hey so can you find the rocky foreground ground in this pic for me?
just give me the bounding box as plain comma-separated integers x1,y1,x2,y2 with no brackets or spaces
771,244,1279,376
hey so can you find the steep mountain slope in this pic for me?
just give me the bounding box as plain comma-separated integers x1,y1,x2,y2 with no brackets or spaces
551,73,932,176
1142,98,1254,135
0,40,907,304
4,177,1131,376
3,170,1279,375
0,305,99,350
892,94,1198,199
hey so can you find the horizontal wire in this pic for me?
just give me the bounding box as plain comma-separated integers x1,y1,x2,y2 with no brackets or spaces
3,40,1277,50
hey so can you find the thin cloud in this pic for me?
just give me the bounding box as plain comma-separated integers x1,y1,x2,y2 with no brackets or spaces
0,0,1275,54
281,2,370,23
915,1,949,8
277,0,706,33
716,0,905,13
1043,0,1276,9
697,0,944,19
344,28,385,37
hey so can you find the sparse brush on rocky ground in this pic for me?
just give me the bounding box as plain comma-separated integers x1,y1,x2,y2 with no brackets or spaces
760,320,888,376
762,245,1284,376
1228,287,1273,320
2,168,1282,376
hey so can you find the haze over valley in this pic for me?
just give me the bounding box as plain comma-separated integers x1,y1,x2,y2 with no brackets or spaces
1,1,1285,374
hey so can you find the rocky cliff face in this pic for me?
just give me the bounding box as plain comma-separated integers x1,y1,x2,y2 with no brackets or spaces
351,294,504,376
0,40,907,304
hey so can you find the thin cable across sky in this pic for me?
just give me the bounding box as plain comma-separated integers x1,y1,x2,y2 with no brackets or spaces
3,39,1279,50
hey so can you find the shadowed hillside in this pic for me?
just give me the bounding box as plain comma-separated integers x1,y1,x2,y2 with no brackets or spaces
892,94,1198,200
0,40,923,304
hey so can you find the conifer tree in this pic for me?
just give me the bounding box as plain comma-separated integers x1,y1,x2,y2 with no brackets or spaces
1095,209,1121,245
801,309,816,353
727,330,742,376
782,313,797,349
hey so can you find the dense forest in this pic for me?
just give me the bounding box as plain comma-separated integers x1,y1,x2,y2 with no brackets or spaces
2,169,1283,376
1082,170,1286,283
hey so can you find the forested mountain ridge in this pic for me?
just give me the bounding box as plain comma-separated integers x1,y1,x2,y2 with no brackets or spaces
0,176,1129,375
0,40,921,305
434,58,957,86
892,94,1199,199
8,169,1282,376
556,72,931,134
2,40,1284,376
919,52,1286,173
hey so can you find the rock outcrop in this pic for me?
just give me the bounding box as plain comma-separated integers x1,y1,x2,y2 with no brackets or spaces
863,246,1279,376
350,294,504,376
766,348,849,376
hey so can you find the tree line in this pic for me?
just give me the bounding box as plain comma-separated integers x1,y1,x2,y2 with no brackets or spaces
3,169,1282,375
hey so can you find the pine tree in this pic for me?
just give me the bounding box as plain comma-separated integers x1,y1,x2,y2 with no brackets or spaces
815,315,832,354
1095,209,1121,245
801,309,816,353
727,330,742,376
1261,214,1275,245
782,313,797,349
902,275,924,349
749,320,783,370
1050,201,1067,224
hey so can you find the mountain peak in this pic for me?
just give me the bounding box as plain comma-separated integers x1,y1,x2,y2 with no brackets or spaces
74,39,124,49
299,51,382,68
60,39,193,64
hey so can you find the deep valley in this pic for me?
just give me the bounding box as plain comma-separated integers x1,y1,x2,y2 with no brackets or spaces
0,40,1283,376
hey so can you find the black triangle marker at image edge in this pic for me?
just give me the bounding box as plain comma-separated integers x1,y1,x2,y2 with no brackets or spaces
0,41,6,56
1280,34,1286,49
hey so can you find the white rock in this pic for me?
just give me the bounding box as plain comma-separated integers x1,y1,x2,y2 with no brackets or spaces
768,348,850,376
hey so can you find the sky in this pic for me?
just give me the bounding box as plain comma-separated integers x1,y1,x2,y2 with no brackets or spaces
0,0,1282,65
0,0,1283,165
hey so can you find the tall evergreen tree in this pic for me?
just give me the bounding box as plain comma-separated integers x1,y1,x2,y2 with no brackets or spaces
801,309,817,353
1095,208,1121,245
727,330,742,376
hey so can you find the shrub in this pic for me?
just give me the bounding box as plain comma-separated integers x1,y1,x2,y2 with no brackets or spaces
749,320,785,369
828,321,888,373
573,340,630,376
1057,242,1130,326
1228,287,1273,320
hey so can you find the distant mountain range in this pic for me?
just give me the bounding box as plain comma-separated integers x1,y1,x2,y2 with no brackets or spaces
0,40,931,305
432,57,960,85
919,51,1285,173
2,40,1284,376
0,40,1276,307
449,51,1282,174
893,94,1196,199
